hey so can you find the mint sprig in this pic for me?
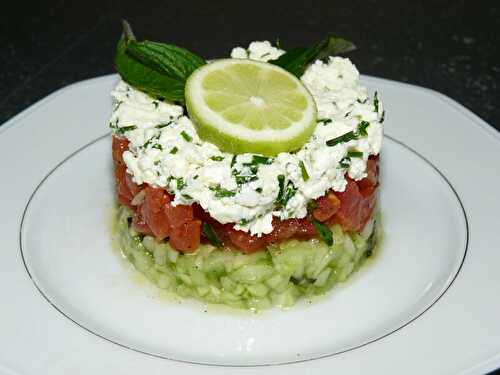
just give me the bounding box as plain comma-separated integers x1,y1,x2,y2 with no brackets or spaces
270,36,356,77
115,21,205,105
114,21,355,104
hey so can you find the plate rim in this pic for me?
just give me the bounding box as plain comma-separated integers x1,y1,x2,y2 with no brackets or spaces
1,74,500,374
17,132,469,367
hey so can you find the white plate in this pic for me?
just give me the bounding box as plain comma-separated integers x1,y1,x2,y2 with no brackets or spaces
1,75,500,374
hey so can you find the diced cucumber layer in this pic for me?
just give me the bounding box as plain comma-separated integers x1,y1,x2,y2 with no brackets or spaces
115,205,379,310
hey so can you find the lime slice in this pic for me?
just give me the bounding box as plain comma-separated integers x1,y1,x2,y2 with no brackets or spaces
185,59,317,156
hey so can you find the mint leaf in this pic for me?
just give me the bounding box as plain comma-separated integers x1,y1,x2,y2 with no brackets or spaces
126,40,205,83
271,36,356,77
115,21,206,105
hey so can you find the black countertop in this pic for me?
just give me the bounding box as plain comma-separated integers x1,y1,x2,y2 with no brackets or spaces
1,0,499,130
2,1,500,373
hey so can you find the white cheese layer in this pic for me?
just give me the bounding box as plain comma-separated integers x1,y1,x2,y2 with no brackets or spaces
110,43,384,236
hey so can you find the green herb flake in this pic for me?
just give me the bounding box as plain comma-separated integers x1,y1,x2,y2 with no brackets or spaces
357,98,368,104
180,130,193,142
210,185,236,198
210,156,225,161
276,175,286,203
312,219,334,246
255,187,263,193
153,101,159,109
347,150,363,158
176,177,187,190
373,91,379,113
326,131,357,147
357,120,370,136
299,160,310,181
155,121,172,129
152,144,163,150
202,222,222,247
239,218,250,226
276,176,297,207
307,200,318,212
193,175,199,180
380,110,386,123
244,155,273,167
113,100,123,111
170,146,178,154
318,118,333,125
230,155,237,167
114,125,137,135
235,175,258,185
182,194,193,200
339,157,351,168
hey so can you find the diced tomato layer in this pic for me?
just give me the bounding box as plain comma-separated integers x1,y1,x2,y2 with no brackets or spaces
169,220,202,252
113,143,380,253
313,192,341,222
132,212,153,235
112,136,129,165
140,187,172,240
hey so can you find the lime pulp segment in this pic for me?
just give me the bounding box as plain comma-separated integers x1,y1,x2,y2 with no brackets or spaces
185,59,317,156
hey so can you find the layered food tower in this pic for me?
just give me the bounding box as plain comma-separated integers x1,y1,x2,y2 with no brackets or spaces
111,23,384,310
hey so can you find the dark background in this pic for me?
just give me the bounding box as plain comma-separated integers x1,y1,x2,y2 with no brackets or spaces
1,0,500,372
1,0,499,131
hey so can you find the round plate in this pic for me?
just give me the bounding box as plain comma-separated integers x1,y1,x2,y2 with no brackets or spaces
1,75,500,374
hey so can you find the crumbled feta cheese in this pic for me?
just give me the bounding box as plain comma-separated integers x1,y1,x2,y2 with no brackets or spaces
230,41,285,62
110,51,384,236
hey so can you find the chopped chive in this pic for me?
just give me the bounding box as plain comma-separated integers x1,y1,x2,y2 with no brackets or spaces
276,175,297,207
153,101,159,109
210,156,225,161
230,155,237,167
380,110,386,123
312,219,333,246
115,125,137,135
180,130,192,142
357,121,370,136
318,118,332,125
152,144,163,150
250,165,259,174
170,146,178,154
339,157,351,168
299,161,309,181
373,91,379,113
113,101,123,111
176,177,186,190
155,121,172,129
235,175,258,185
202,223,222,247
357,98,368,104
182,194,193,200
239,218,250,225
255,187,263,193
253,155,272,164
193,175,199,180
326,131,357,146
243,155,273,167
276,175,286,203
209,185,236,198
347,150,363,158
